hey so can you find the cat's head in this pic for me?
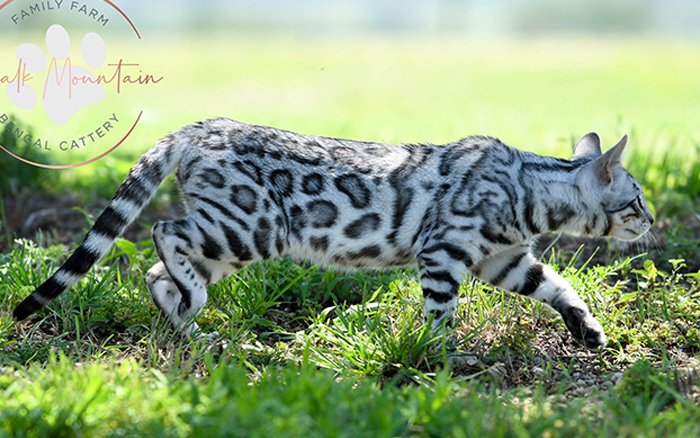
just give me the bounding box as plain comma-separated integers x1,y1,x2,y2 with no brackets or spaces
573,133,654,241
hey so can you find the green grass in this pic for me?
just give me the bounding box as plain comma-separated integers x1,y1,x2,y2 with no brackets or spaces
1,235,699,436
1,35,700,436
3,355,697,438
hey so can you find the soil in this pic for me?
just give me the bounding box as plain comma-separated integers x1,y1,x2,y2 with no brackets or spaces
1,192,183,250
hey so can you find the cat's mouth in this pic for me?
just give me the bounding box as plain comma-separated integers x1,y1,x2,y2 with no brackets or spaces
609,207,654,241
610,220,652,241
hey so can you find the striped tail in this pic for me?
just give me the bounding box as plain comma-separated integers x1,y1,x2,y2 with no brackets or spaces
13,136,182,321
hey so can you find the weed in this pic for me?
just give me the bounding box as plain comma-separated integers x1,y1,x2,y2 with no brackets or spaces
615,359,674,406
664,220,700,268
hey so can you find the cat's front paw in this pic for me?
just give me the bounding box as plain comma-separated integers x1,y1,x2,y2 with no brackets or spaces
559,306,607,349
195,330,219,347
424,308,455,334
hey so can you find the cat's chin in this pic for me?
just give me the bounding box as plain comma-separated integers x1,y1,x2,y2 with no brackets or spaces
610,228,651,242
606,221,652,242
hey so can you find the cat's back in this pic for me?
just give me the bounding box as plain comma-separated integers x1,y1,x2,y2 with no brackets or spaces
176,118,436,178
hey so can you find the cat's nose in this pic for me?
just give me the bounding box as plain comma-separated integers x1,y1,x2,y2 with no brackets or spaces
646,212,655,225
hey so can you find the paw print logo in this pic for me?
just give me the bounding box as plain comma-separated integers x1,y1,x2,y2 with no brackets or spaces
6,24,106,126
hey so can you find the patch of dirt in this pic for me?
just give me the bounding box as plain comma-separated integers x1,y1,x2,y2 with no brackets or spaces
1,192,183,251
448,339,700,401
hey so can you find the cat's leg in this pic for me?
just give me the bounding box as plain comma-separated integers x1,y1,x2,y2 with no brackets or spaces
146,260,199,332
473,245,606,348
416,249,470,331
150,219,210,337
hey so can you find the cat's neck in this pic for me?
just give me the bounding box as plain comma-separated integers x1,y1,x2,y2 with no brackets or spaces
524,157,601,238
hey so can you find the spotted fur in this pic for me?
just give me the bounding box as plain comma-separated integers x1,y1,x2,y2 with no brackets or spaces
14,120,654,348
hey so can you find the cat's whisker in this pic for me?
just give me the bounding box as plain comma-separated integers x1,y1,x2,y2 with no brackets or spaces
641,229,663,254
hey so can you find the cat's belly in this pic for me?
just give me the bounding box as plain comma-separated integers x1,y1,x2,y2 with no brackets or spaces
283,209,418,269
284,240,417,270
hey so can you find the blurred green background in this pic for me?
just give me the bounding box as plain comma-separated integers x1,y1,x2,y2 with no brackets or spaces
1,0,699,213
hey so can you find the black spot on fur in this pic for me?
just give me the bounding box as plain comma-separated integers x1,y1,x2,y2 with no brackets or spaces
180,156,203,182
438,144,471,176
331,145,373,173
334,174,371,209
270,169,294,197
307,200,338,228
288,140,323,165
190,193,250,231
363,143,391,157
199,168,226,189
546,204,575,231
422,270,460,290
230,185,258,215
202,133,228,150
603,214,613,236
310,236,330,252
301,173,325,195
480,225,513,245
191,259,212,283
197,223,223,261
233,160,264,185
389,185,413,242
427,308,445,320
220,222,253,261
253,217,273,259
420,243,473,268
230,136,251,155
347,245,382,260
139,160,165,188
275,237,285,254
197,208,215,224
174,230,192,246
290,205,306,239
523,201,541,234
172,277,193,310
343,213,381,239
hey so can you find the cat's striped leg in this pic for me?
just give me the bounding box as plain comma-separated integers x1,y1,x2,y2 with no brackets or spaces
416,249,470,332
474,245,606,349
146,260,201,332
151,219,209,337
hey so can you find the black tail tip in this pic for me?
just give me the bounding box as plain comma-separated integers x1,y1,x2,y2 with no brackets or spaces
14,277,65,321
13,297,40,321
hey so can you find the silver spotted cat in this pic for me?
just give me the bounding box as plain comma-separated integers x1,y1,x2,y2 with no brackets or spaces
14,119,654,348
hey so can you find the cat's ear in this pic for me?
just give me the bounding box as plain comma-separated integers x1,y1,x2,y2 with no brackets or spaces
592,135,628,186
572,132,602,160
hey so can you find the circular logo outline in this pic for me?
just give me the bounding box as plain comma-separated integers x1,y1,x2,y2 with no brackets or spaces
0,0,145,169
